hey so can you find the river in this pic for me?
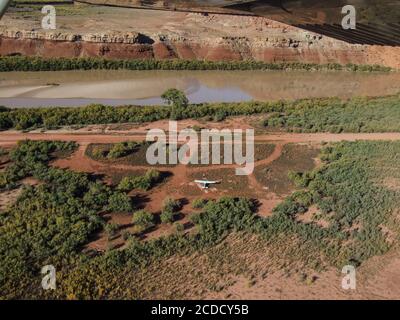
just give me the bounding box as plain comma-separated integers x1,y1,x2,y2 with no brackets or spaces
0,69,399,107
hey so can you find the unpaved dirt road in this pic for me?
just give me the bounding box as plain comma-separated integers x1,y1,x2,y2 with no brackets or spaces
2,131,400,147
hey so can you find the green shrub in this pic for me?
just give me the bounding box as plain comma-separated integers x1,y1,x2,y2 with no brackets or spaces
105,223,120,239
291,190,313,207
192,198,208,209
160,197,181,224
288,171,312,188
117,169,161,191
122,231,132,241
132,210,155,232
107,192,132,212
174,222,185,233
160,210,176,224
162,197,181,213
107,141,139,159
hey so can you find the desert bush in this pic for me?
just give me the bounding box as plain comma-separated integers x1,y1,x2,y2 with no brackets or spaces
105,223,120,240
288,171,312,188
160,197,181,224
107,192,133,213
117,169,161,191
162,197,181,213
107,141,139,159
192,198,208,209
160,210,175,224
132,210,155,232
174,222,185,234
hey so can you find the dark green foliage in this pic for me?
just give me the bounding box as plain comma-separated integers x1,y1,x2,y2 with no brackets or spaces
174,222,185,233
56,196,259,299
161,88,189,120
0,140,77,190
160,197,181,224
162,197,181,212
107,141,139,159
161,88,188,108
192,198,208,209
117,169,161,191
132,210,155,232
288,171,313,188
107,192,133,213
194,197,257,244
160,210,175,224
105,223,120,239
262,95,400,133
263,141,400,266
0,56,391,73
0,141,101,296
0,140,139,298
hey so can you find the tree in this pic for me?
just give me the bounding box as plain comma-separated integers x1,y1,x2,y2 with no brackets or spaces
161,88,189,109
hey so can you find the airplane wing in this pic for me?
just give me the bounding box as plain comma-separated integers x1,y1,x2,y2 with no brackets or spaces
0,0,11,19
77,0,400,46
194,180,220,184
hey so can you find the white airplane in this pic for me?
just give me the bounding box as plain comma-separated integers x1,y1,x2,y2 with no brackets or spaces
194,179,220,189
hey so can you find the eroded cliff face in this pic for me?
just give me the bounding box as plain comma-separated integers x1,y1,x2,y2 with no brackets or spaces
1,10,399,68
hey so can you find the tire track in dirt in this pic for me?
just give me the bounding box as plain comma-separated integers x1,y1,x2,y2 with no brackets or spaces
52,141,287,217
53,141,285,192
247,143,284,194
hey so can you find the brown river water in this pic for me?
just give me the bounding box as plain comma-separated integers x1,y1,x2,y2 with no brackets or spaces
0,69,399,107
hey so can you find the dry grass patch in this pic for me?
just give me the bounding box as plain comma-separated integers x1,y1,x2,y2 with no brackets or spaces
85,143,177,167
106,232,323,299
254,144,320,195
188,168,250,196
